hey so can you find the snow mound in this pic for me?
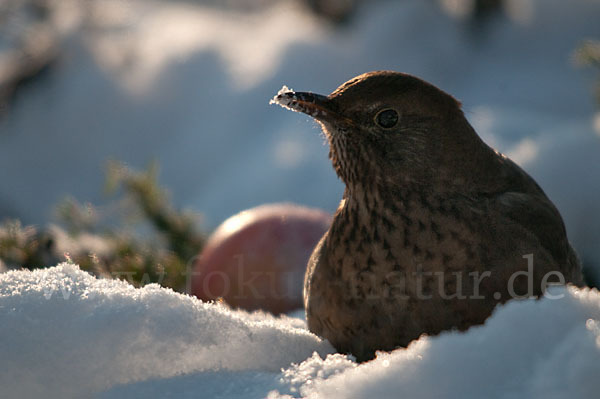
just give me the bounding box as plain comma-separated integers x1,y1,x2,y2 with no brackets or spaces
0,264,333,398
3,264,600,398
271,286,600,399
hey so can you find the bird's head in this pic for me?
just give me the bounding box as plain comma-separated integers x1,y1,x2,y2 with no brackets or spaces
271,71,491,193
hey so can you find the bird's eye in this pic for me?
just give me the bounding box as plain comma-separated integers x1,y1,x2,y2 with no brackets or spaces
374,109,399,129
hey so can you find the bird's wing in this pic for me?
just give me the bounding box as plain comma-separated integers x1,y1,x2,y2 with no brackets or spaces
492,191,579,279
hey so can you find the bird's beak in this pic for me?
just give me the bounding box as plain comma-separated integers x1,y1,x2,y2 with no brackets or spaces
270,87,336,123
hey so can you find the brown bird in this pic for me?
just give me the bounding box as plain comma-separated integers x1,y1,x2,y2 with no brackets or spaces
270,71,583,362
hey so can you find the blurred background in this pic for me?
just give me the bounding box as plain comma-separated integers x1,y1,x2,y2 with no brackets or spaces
1,0,599,291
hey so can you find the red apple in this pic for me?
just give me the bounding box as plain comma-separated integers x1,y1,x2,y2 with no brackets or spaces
191,203,331,314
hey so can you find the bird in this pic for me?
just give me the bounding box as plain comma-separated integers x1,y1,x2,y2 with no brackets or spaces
270,71,584,362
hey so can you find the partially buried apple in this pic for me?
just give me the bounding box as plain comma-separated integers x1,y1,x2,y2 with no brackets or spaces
191,203,331,314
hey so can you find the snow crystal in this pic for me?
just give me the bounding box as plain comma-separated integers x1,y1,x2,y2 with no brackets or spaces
269,85,298,111
270,85,329,119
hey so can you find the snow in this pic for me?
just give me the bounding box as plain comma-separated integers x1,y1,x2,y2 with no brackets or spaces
270,86,329,119
1,264,600,398
288,288,600,399
269,85,297,111
0,263,333,398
